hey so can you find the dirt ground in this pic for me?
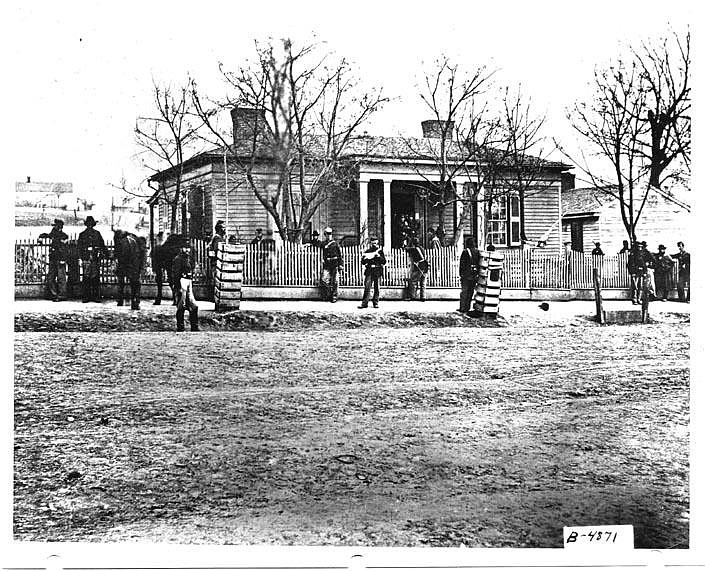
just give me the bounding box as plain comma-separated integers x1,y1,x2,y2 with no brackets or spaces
13,314,690,547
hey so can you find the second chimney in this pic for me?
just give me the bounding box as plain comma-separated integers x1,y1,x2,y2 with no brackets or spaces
230,107,268,144
421,120,454,139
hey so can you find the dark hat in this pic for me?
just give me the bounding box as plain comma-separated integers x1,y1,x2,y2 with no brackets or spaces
538,302,550,311
53,218,64,227
256,228,263,233
84,216,96,227
658,244,666,250
312,230,320,236
266,228,274,235
641,241,647,246
215,220,225,228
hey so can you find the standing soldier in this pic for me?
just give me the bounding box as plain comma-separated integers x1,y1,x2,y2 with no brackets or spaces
77,216,109,303
172,241,199,331
404,237,428,301
628,241,649,304
320,227,343,303
672,241,690,303
458,236,480,313
208,220,227,300
39,219,69,302
358,236,386,309
250,228,263,246
427,227,442,250
653,244,674,301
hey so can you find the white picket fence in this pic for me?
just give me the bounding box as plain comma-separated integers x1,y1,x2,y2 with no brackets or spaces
242,245,661,289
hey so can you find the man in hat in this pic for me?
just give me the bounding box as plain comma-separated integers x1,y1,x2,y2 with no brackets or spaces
307,230,322,249
320,227,343,302
39,219,69,301
208,220,227,300
358,236,386,309
458,236,481,313
591,242,604,256
641,241,656,301
404,236,428,301
653,244,674,301
672,241,690,302
250,228,263,246
77,216,109,302
172,241,199,331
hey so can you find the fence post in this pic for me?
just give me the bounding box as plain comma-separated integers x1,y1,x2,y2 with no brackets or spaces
593,267,605,324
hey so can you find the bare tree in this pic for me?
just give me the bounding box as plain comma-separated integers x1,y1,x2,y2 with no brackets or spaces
135,79,204,233
399,58,550,246
192,38,387,242
397,57,494,242
565,29,690,242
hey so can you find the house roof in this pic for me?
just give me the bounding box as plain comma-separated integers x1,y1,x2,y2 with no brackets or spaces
561,187,605,218
562,185,691,219
148,132,571,190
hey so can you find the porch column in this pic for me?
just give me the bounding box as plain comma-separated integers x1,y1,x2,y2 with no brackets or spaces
382,179,392,249
359,179,369,244
456,181,465,253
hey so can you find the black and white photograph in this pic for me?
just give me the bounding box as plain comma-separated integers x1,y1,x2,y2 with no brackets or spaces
4,0,699,567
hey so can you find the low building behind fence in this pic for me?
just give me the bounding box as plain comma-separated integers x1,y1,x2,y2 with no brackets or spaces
15,239,678,292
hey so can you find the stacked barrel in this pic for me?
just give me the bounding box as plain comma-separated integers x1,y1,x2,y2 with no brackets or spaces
473,250,504,318
215,243,245,312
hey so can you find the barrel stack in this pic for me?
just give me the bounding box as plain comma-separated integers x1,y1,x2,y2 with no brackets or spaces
473,250,504,318
215,243,245,312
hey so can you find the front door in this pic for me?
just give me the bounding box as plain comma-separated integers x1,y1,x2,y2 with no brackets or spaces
391,190,416,248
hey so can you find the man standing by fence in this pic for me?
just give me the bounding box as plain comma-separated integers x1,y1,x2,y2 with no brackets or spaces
320,227,343,303
172,241,199,332
458,236,480,313
358,236,386,309
404,237,428,301
653,244,674,301
38,219,69,302
672,241,690,303
77,216,109,303
208,220,226,300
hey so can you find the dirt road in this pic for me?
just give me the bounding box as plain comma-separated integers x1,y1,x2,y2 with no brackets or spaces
14,322,689,547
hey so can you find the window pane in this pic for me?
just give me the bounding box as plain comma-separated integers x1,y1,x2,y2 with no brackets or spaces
511,221,521,243
510,196,520,217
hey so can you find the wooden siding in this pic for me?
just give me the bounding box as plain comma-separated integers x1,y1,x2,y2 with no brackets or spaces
523,180,562,254
597,193,690,254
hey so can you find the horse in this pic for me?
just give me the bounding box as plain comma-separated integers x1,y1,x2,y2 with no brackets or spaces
113,230,147,310
151,233,188,305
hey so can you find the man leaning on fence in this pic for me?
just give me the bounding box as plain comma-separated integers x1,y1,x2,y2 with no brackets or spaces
77,216,109,303
320,227,343,303
458,236,481,313
38,219,69,302
358,236,386,309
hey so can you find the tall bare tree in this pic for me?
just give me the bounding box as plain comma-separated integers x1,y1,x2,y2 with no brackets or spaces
565,29,690,242
400,58,551,246
192,39,387,242
135,79,204,233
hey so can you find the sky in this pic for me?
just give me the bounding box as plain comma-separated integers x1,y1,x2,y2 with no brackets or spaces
3,0,696,209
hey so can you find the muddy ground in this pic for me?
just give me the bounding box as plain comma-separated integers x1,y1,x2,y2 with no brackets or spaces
14,317,689,547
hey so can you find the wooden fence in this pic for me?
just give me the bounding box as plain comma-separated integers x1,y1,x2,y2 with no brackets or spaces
15,239,678,290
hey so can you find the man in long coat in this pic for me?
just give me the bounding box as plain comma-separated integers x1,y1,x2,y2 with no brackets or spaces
458,236,481,313
77,216,109,302
39,219,69,301
320,227,343,303
358,236,386,309
172,241,199,331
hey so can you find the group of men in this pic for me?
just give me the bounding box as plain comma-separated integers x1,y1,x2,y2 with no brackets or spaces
39,216,109,303
620,240,691,304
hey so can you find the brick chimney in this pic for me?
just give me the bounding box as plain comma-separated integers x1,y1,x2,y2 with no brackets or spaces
421,120,454,139
230,107,268,144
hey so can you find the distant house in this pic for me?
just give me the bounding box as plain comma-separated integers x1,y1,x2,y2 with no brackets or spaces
148,108,572,252
562,186,691,254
